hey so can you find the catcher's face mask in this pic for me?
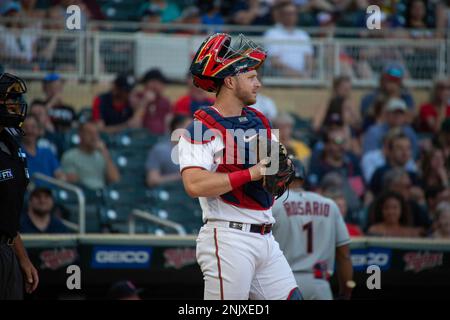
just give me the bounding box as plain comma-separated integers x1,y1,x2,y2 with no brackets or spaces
0,73,28,129
190,33,267,92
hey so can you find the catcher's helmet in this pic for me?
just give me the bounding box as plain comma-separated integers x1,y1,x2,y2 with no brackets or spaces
0,72,27,129
190,33,266,92
291,158,306,181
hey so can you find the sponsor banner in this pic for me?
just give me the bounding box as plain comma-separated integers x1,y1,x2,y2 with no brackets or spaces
403,251,444,273
164,248,197,269
39,248,78,270
91,246,153,269
351,247,392,272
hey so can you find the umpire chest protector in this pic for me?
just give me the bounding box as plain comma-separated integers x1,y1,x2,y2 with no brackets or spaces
0,129,29,237
191,106,274,210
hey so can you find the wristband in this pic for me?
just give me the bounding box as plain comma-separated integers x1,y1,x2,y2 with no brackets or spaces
228,169,252,189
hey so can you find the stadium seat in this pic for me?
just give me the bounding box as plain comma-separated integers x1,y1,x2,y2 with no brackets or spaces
51,187,104,233
144,182,203,233
111,128,161,150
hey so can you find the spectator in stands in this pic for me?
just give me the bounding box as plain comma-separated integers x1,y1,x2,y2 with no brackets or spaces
431,202,450,239
20,0,45,29
308,126,364,198
28,99,62,157
61,122,120,190
403,0,434,38
21,189,65,233
323,188,364,236
436,0,450,38
21,115,65,181
198,0,225,29
42,73,76,133
420,147,449,190
425,186,450,222
369,131,418,195
0,1,38,69
173,74,214,117
107,281,142,300
363,97,418,157
263,1,313,78
382,167,431,229
137,68,172,135
360,64,415,127
273,113,311,164
318,171,362,223
139,0,180,23
20,187,70,234
323,97,362,156
367,191,425,237
176,6,202,34
145,115,191,188
224,0,273,26
417,78,450,134
313,75,359,132
360,93,388,132
92,73,136,134
361,127,417,184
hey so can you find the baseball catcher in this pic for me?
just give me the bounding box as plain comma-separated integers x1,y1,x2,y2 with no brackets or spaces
178,33,301,300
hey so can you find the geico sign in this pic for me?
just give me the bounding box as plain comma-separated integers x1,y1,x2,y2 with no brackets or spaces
95,250,150,264
351,252,390,267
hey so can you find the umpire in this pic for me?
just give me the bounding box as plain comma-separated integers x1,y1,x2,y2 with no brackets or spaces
0,71,39,299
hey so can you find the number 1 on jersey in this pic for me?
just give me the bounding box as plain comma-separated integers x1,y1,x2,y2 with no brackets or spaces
303,221,313,254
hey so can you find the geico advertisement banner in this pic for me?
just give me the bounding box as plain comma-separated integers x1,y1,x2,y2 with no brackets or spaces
91,246,153,269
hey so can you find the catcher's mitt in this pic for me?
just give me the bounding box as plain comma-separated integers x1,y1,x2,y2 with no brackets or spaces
260,140,295,199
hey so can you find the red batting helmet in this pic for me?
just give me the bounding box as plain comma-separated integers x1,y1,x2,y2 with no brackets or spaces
190,33,267,93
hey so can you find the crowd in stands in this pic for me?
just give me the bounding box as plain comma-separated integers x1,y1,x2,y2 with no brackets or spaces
1,0,448,34
0,0,447,82
9,60,449,240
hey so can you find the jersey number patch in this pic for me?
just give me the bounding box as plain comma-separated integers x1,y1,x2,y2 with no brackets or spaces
303,221,313,254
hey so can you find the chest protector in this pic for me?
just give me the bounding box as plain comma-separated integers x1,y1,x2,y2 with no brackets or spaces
193,106,274,210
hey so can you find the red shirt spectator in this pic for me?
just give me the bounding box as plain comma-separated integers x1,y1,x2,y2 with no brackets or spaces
139,69,172,135
346,223,363,236
418,103,450,132
173,75,214,116
142,95,172,135
417,79,450,133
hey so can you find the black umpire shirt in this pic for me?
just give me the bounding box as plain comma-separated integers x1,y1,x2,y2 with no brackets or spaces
0,129,29,238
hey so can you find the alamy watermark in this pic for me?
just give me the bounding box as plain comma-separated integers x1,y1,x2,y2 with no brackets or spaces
65,5,82,30
366,5,382,30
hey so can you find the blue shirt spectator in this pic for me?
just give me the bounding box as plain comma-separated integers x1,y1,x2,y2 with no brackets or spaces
21,115,64,181
25,146,60,179
307,127,365,199
20,188,71,234
360,64,415,130
362,98,419,158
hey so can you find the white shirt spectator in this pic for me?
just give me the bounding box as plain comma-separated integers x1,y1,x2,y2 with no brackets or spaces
0,26,37,63
263,23,313,74
249,94,278,121
361,149,417,183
